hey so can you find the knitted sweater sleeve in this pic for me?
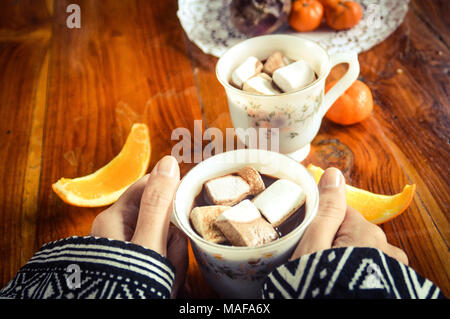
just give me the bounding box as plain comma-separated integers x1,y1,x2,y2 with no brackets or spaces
261,247,446,299
0,236,175,299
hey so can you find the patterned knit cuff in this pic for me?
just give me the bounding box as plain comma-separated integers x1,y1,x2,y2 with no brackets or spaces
261,247,445,299
0,236,175,299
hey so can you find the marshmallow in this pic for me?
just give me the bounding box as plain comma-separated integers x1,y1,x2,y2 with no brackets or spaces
263,51,288,76
190,205,229,243
231,56,263,89
283,56,295,65
204,175,250,206
215,200,278,247
237,166,265,195
252,179,306,226
272,59,316,93
242,73,280,95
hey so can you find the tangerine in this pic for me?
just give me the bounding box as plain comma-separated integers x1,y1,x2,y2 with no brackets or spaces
325,79,373,125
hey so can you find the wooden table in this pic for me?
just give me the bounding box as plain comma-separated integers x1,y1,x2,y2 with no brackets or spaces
0,0,448,298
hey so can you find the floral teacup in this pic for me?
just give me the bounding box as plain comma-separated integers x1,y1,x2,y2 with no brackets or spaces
216,34,360,161
172,149,319,298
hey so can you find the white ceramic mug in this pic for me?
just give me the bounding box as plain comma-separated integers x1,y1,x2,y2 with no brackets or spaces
216,35,360,161
172,149,319,298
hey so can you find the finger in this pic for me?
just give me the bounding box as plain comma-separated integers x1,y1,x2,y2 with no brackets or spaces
109,174,151,238
131,156,180,255
167,226,188,298
291,168,346,259
334,205,387,247
343,204,367,224
335,207,409,265
90,175,150,240
113,174,150,211
385,244,409,266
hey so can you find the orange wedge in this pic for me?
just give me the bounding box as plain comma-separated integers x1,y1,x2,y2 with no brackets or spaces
53,123,151,207
307,164,416,224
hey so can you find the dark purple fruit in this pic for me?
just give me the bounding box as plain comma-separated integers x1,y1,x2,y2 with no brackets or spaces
230,0,291,36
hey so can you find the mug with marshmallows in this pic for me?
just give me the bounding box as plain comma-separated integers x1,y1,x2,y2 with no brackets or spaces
172,149,319,298
216,34,360,161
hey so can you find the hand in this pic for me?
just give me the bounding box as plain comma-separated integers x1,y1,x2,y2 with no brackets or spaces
90,155,188,297
291,167,408,265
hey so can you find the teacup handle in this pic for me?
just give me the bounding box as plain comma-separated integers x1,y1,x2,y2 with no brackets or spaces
320,51,360,118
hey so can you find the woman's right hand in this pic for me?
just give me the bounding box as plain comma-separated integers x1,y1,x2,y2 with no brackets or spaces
291,167,408,265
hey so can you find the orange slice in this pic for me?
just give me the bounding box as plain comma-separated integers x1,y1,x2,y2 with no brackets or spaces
307,164,416,224
53,123,151,207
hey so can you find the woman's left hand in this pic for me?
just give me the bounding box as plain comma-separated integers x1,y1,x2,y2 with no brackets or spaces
90,155,188,297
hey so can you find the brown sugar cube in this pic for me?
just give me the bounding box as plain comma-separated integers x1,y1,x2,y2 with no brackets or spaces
190,205,229,243
263,51,288,76
204,175,250,206
215,200,278,247
237,166,265,195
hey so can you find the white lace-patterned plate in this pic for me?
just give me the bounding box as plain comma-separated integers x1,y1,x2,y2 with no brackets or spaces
177,0,409,57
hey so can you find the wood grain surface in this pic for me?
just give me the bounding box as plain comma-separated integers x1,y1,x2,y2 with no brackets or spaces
0,0,448,298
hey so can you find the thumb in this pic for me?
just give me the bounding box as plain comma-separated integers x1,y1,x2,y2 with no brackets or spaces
131,155,180,256
291,167,346,260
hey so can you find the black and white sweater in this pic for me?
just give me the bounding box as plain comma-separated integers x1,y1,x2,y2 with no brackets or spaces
0,236,445,299
0,237,175,299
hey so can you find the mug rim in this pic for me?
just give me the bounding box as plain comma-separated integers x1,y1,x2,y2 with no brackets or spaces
215,34,331,98
172,149,319,253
